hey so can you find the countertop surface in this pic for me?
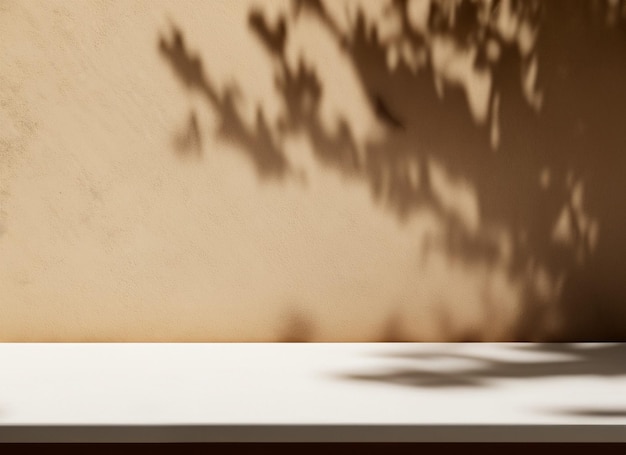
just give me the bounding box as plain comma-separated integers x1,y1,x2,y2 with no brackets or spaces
0,343,625,441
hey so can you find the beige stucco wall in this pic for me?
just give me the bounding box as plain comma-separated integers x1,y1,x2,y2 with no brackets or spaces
1,0,624,341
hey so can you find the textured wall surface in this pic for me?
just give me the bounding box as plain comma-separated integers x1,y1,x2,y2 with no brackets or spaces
1,0,625,341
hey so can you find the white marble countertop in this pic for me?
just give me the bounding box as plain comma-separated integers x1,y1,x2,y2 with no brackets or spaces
0,343,624,442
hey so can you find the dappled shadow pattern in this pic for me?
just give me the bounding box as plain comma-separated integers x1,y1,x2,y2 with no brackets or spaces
158,0,626,341
158,29,289,177
336,343,626,389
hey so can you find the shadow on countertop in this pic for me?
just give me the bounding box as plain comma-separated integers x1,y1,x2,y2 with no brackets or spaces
548,407,626,418
333,343,626,389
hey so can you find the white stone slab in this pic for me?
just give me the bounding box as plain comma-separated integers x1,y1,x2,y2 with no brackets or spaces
0,343,624,441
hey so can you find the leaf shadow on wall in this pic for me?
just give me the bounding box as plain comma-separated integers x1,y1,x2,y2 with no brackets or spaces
157,0,626,341
278,309,315,342
158,28,289,177
173,110,203,158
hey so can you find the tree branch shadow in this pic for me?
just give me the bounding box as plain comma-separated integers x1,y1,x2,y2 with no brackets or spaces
158,27,289,178
156,0,626,341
